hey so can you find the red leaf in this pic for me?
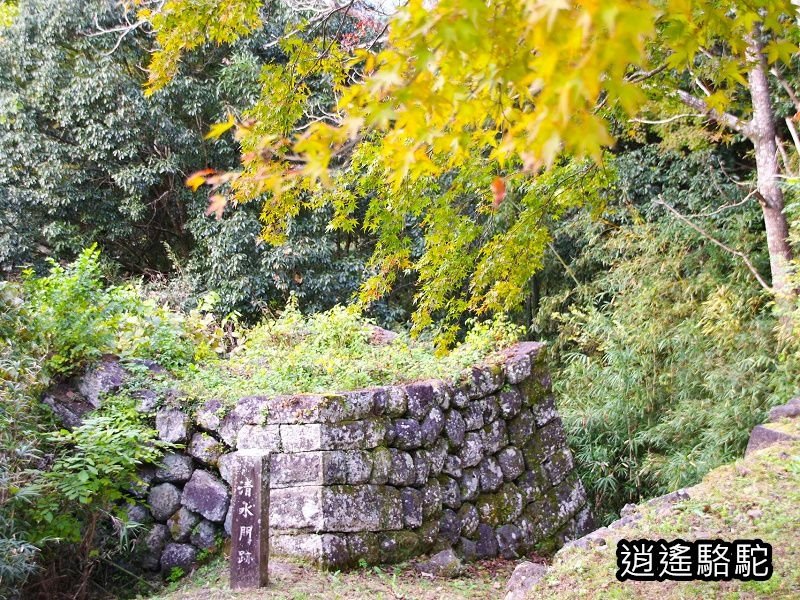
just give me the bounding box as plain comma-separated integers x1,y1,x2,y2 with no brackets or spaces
491,177,507,208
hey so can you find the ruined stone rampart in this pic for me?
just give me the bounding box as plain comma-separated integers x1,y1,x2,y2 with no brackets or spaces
46,343,594,573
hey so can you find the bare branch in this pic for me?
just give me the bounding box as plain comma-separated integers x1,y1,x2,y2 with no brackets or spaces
655,197,771,291
625,64,666,83
630,113,705,125
676,90,754,138
693,188,758,218
785,117,800,159
771,67,800,113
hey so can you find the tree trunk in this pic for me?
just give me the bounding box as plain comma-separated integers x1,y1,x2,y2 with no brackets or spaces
747,30,795,306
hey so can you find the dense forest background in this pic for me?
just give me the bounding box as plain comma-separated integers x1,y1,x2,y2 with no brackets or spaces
2,0,800,597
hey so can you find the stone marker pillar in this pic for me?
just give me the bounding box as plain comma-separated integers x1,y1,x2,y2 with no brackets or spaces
230,449,270,590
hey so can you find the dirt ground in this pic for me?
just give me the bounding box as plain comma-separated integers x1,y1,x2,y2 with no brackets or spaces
146,555,524,600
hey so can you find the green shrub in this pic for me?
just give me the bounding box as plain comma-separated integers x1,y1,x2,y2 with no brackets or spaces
176,298,524,401
24,395,167,543
20,246,223,377
549,208,799,524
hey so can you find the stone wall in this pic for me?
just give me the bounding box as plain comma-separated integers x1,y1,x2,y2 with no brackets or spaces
46,343,594,574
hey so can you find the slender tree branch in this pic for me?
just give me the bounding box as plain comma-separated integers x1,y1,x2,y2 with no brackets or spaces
655,197,771,291
630,113,705,125
676,90,754,138
625,64,667,83
771,67,800,113
785,117,800,160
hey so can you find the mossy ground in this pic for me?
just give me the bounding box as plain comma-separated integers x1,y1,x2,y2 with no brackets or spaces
527,419,800,599
143,555,521,600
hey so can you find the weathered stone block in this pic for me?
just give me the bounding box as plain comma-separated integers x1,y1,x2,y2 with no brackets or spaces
154,453,193,484
421,478,443,519
508,409,535,448
444,410,466,449
476,483,522,526
167,507,200,543
428,438,449,475
412,449,431,486
573,505,595,538
388,449,415,486
478,456,504,493
416,520,440,551
156,409,191,444
481,419,508,455
77,357,126,407
496,523,525,559
280,423,321,452
270,451,344,488
339,390,382,421
127,503,151,525
149,483,182,522
483,396,500,424
345,450,373,484
378,531,422,564
322,485,402,532
189,432,224,466
497,446,525,481
542,447,574,486
459,432,484,468
498,388,523,419
141,523,168,571
393,418,422,450
451,388,470,409
195,398,225,433
461,403,485,431
229,395,270,426
404,381,437,420
237,424,281,452
384,387,407,417
459,468,480,502
270,486,323,530
181,470,230,523
456,502,479,538
346,532,381,566
475,523,499,559
535,418,567,457
503,348,534,385
456,537,478,562
363,418,388,449
281,420,386,451
271,533,350,570
438,475,461,510
516,468,547,504
438,509,461,545
554,476,587,523
461,364,504,399
442,454,463,479
745,424,800,455
401,487,423,528
526,493,561,539
217,452,236,486
190,519,219,550
160,543,197,574
420,406,446,448
370,447,391,485
531,394,558,428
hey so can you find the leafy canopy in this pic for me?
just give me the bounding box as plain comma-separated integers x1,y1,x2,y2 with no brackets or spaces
139,0,799,339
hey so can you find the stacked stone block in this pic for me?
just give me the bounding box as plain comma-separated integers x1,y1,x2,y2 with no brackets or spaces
130,342,592,572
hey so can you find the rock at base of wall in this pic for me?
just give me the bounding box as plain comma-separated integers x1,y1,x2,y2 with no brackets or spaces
504,561,547,600
160,543,198,575
415,548,464,578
